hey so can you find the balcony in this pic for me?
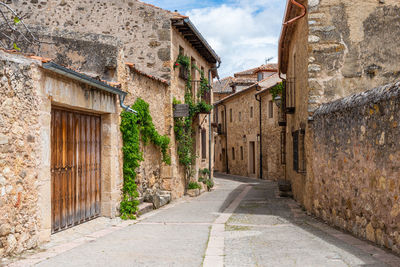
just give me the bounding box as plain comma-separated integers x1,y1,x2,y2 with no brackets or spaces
217,123,225,135
191,80,211,105
285,78,295,114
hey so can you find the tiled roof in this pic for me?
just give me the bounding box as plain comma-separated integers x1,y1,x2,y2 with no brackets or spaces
234,64,278,77
234,66,259,77
215,73,281,105
254,63,278,73
213,76,234,93
126,62,170,85
230,77,258,85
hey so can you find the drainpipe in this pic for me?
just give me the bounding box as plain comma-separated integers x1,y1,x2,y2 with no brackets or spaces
208,61,221,179
255,90,264,180
119,94,138,114
278,0,307,80
221,103,229,174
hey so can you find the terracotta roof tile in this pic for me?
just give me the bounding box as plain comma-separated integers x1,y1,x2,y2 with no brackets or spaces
126,62,170,86
213,76,234,93
215,73,281,104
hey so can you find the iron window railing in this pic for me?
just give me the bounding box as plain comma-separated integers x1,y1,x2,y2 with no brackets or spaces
286,77,296,114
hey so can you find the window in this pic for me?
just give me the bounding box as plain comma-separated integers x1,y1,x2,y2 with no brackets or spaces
257,72,263,81
250,106,253,118
281,130,286,165
229,109,232,123
293,131,299,172
232,147,235,160
179,46,184,55
292,129,305,173
240,146,244,160
269,100,274,118
202,129,207,159
239,111,242,121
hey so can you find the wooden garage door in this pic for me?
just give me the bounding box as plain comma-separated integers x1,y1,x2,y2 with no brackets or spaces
51,108,101,233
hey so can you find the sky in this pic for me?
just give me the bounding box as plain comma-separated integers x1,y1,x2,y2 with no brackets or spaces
145,0,287,77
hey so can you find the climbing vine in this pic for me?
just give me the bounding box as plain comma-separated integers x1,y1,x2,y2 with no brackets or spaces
270,81,284,101
120,98,171,219
173,54,213,180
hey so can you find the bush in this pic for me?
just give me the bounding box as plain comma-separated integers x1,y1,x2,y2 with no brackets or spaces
205,179,214,191
188,181,201,190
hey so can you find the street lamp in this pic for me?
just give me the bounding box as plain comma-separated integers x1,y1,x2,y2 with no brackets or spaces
274,95,282,108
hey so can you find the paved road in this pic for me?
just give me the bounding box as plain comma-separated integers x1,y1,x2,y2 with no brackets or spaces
18,174,400,266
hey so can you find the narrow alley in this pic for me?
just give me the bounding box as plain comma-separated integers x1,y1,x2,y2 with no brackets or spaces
5,174,400,267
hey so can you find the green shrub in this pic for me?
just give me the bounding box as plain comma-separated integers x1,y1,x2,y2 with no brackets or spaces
188,181,201,190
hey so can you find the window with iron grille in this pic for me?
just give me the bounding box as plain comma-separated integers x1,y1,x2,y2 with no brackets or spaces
292,129,305,173
292,131,299,172
201,129,207,159
281,130,286,165
286,78,296,113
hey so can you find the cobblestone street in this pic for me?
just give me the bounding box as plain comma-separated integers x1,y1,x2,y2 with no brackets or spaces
4,174,399,267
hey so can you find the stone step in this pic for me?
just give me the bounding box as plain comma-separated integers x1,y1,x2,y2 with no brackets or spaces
138,196,145,204
137,202,153,216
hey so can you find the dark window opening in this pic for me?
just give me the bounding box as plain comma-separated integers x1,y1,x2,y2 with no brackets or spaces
269,100,273,118
201,129,207,159
232,147,235,160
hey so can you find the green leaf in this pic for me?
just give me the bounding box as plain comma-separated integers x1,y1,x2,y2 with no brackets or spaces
13,16,21,25
13,43,21,51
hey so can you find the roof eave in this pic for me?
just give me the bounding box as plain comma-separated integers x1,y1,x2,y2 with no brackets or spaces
172,17,221,65
42,62,127,97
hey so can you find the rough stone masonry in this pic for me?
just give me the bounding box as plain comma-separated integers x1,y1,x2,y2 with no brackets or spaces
312,81,400,253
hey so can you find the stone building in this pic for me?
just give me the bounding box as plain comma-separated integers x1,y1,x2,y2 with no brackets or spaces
0,50,125,256
278,0,400,252
0,0,220,257
213,76,234,102
213,68,283,180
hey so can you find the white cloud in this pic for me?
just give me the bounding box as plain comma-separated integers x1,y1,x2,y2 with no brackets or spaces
186,0,286,77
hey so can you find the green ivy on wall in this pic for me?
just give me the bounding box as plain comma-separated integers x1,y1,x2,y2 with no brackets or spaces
120,98,171,220
173,54,213,179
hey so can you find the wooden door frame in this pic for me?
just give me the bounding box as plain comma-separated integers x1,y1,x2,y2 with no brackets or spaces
51,106,102,233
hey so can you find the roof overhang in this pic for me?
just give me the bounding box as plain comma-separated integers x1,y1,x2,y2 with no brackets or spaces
42,62,127,97
172,18,221,65
43,62,137,114
278,0,307,75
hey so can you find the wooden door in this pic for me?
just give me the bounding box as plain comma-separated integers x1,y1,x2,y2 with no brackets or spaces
51,108,101,233
249,142,255,174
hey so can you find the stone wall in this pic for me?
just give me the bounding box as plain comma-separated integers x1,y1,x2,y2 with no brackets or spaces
0,56,42,256
0,50,124,258
283,12,311,207
120,64,177,200
260,92,284,180
312,81,400,253
8,0,174,80
170,26,215,183
307,0,400,111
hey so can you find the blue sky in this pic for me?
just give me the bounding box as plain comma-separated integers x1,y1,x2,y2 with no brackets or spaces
145,0,287,77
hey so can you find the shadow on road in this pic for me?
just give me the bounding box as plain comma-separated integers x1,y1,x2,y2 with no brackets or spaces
214,172,400,266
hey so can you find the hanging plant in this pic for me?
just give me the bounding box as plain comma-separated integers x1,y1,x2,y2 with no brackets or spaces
173,55,213,181
174,54,191,70
270,82,284,101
